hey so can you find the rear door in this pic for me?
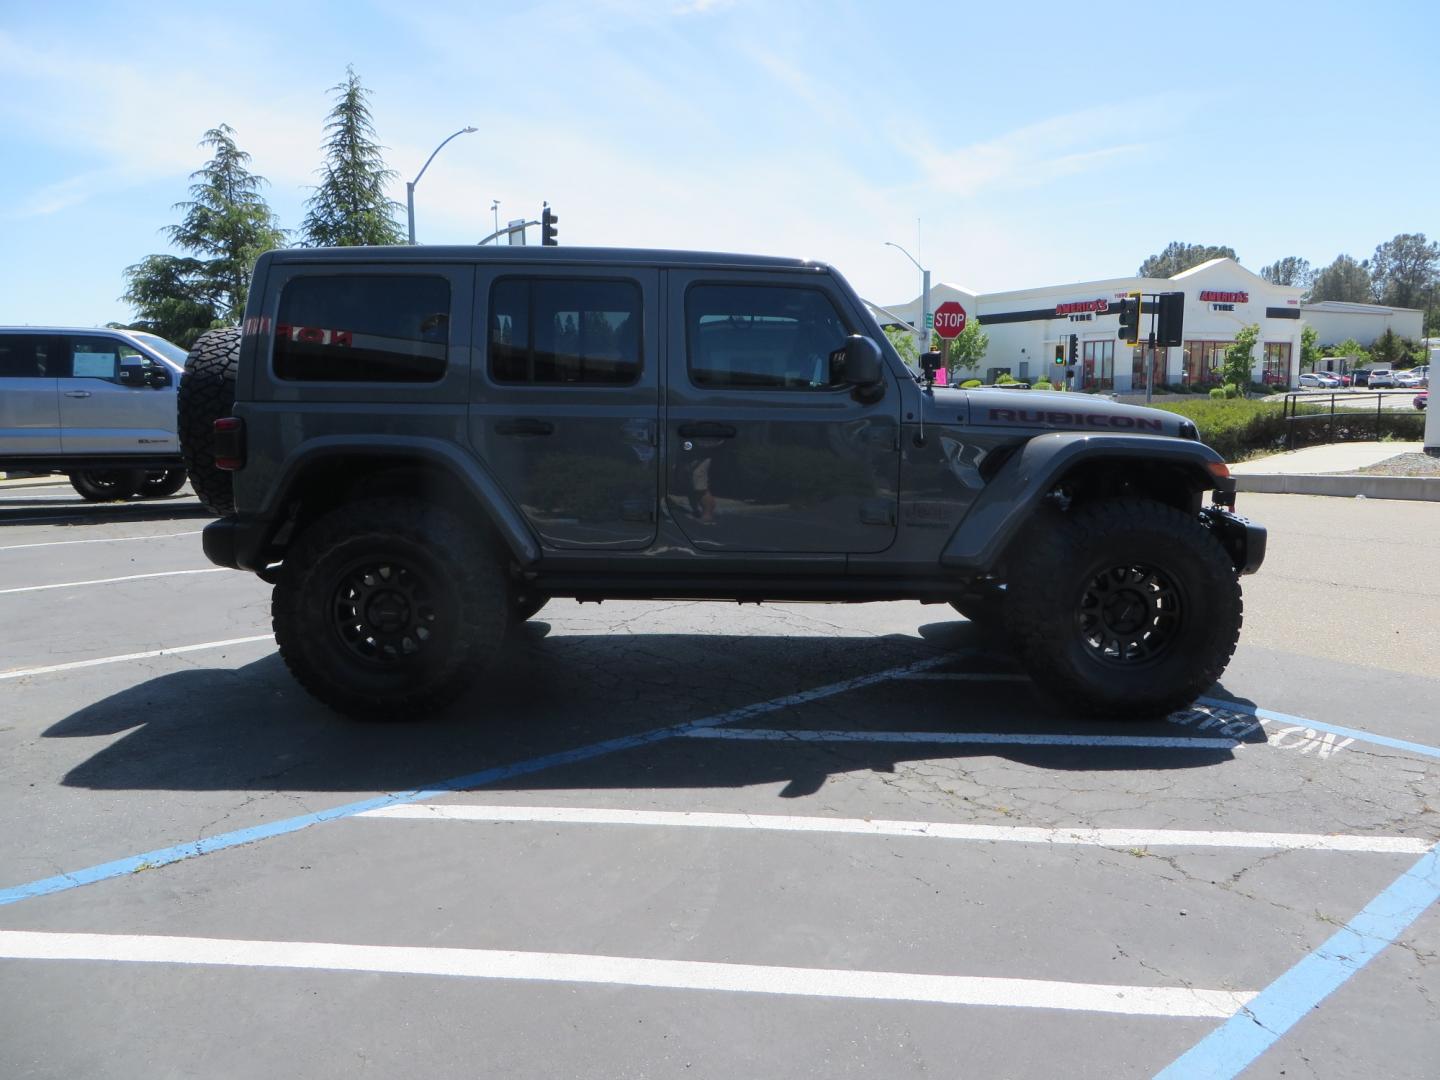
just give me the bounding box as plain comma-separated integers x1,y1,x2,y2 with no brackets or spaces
0,333,61,456
57,334,179,455
470,266,660,550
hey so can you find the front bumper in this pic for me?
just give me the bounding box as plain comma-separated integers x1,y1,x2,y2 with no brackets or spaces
1200,506,1267,576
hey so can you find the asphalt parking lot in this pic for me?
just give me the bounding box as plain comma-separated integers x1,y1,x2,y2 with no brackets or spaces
1,481,1437,1079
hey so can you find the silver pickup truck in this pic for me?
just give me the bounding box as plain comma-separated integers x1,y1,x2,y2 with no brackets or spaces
0,326,189,500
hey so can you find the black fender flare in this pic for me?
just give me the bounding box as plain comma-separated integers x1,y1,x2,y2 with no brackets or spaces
257,435,541,567
939,432,1229,572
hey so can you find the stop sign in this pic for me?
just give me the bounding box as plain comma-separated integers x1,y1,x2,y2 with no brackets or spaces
933,301,967,339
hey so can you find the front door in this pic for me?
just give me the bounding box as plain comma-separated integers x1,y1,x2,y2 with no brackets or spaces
665,272,901,554
470,267,661,550
0,334,61,456
57,334,179,455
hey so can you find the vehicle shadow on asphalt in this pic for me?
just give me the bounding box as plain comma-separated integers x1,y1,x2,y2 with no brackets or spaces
44,619,1267,797
0,497,213,526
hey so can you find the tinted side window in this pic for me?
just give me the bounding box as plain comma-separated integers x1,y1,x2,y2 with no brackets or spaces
687,284,850,390
275,275,450,382
0,335,54,378
489,278,641,385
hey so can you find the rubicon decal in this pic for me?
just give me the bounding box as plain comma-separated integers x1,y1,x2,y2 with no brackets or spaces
987,408,1164,431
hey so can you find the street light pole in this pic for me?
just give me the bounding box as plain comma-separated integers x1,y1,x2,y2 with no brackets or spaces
406,126,478,245
885,241,930,359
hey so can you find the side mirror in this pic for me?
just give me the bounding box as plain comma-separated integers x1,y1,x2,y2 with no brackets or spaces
830,335,883,388
116,364,145,387
145,365,173,389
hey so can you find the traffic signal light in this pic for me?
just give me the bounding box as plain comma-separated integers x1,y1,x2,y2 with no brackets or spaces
1156,291,1185,347
1117,292,1142,344
1068,333,1078,366
541,204,559,247
1053,344,1064,366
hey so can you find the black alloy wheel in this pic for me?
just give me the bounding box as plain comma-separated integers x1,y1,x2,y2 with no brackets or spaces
69,469,144,501
331,558,441,667
1076,564,1184,667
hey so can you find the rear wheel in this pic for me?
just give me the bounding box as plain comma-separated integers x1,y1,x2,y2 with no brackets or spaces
1003,498,1242,720
139,468,188,499
272,498,509,718
69,469,144,501
178,327,241,515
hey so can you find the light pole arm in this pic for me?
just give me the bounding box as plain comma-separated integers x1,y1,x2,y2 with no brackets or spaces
407,126,477,245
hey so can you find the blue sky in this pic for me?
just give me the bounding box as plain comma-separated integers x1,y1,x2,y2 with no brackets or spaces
2,0,1436,329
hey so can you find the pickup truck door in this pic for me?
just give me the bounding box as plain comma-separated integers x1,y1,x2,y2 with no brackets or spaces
0,334,62,456
56,334,179,456
664,271,901,554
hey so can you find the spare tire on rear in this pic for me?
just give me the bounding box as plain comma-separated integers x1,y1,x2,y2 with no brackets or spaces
178,327,241,515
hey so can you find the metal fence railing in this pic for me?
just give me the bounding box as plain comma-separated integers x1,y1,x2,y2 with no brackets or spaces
1281,390,1426,450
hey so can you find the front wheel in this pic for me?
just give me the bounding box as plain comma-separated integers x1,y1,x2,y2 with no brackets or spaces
272,498,510,718
69,469,144,501
1004,498,1242,720
139,469,189,499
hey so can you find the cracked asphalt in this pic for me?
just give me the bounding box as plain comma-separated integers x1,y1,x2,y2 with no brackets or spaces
0,482,1436,1079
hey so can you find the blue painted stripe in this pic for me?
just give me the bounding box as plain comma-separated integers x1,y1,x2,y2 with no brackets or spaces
1197,695,1440,762
0,654,949,907
1154,844,1440,1079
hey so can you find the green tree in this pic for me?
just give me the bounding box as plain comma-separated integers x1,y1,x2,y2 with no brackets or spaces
1259,256,1313,289
1328,337,1370,368
1370,328,1405,367
883,324,918,364
1137,242,1239,279
119,125,284,347
301,66,405,247
1221,323,1260,391
1308,255,1373,303
1368,233,1439,309
1299,324,1320,372
944,320,988,377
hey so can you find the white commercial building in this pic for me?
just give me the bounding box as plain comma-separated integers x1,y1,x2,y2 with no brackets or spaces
879,258,1435,449
879,258,1305,394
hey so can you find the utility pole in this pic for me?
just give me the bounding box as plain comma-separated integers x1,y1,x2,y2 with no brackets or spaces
885,241,930,358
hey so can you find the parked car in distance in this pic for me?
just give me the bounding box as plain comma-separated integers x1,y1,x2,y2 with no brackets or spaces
1368,369,1396,388
1395,370,1427,388
1416,391,1429,411
1298,372,1339,389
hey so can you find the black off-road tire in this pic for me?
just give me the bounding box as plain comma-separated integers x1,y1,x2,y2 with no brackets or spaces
272,497,509,718
139,468,189,499
69,469,144,501
178,327,241,515
1003,498,1242,720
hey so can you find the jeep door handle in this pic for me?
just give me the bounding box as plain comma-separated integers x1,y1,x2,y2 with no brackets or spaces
677,422,736,439
64,390,92,399
495,418,554,437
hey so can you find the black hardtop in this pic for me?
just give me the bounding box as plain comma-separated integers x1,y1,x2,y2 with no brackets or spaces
261,245,830,274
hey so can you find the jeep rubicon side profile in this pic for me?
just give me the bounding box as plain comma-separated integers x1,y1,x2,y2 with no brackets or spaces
183,246,1265,719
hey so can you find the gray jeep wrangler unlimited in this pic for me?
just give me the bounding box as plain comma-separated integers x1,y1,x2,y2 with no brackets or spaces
182,245,1264,719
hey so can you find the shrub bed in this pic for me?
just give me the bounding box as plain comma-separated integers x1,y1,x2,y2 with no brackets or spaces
1150,399,1426,460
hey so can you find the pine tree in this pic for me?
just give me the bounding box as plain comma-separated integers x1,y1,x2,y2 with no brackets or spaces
121,125,284,345
301,67,405,247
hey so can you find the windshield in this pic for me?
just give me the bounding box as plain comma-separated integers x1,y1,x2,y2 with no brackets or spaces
130,331,188,367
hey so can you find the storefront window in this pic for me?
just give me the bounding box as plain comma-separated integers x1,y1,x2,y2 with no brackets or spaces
1131,344,1165,390
1182,341,1233,385
1263,342,1291,386
1081,340,1114,390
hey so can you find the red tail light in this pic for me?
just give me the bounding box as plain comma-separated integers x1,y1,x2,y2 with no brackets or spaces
213,416,245,471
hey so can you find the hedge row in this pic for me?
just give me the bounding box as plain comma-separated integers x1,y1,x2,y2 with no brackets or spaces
1149,399,1425,461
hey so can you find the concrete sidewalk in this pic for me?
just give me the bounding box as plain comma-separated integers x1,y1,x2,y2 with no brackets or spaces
1230,442,1438,501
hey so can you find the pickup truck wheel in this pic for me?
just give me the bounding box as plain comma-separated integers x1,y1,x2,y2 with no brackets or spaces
1004,498,1241,720
70,469,144,501
272,498,509,719
139,469,188,499
178,327,241,515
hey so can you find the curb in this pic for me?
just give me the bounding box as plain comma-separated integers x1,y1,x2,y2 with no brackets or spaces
1233,473,1440,502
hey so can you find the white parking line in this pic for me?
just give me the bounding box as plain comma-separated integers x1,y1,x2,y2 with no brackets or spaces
892,672,1029,681
0,634,272,680
0,530,203,552
0,568,226,595
681,728,1241,750
0,931,1256,1018
359,804,1433,854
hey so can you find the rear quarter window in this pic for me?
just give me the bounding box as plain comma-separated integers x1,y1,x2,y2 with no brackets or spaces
274,275,451,382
